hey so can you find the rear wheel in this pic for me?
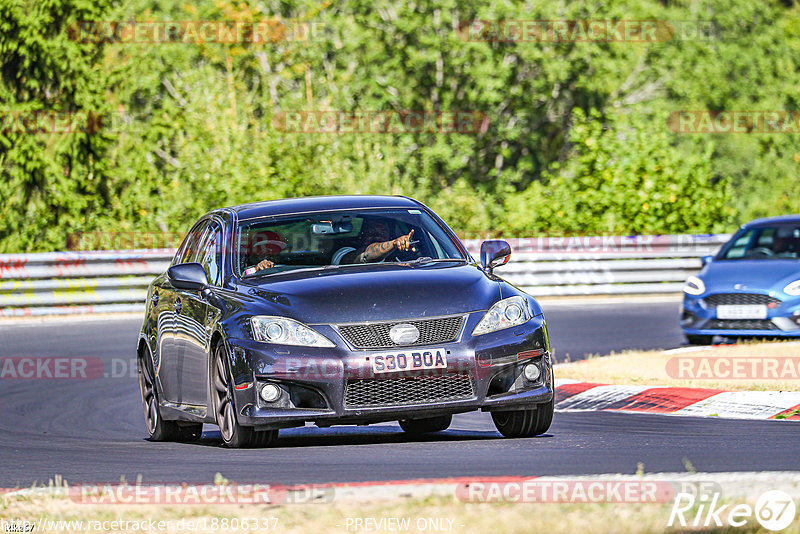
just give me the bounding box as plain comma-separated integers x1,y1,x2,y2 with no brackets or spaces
399,414,452,434
212,343,277,448
491,398,553,438
137,347,202,442
686,335,714,346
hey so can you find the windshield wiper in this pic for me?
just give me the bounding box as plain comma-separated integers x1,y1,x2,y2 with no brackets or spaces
407,257,466,264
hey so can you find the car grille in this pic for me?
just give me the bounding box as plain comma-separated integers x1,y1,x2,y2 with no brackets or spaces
336,315,465,349
344,375,475,408
706,319,778,330
703,293,782,308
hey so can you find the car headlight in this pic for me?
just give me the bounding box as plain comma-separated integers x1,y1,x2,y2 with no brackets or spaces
251,316,335,347
684,275,706,296
472,296,532,336
784,280,800,296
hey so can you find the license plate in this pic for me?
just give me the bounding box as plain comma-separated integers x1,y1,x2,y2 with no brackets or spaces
370,348,447,374
716,305,767,319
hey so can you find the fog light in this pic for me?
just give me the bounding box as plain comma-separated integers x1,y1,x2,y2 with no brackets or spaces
259,383,281,402
793,311,800,325
681,310,698,327
523,363,541,382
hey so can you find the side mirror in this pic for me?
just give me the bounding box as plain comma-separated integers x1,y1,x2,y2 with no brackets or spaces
701,255,714,266
480,240,511,273
168,262,209,291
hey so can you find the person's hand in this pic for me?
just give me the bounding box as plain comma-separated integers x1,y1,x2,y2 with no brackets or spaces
256,259,274,270
394,229,414,251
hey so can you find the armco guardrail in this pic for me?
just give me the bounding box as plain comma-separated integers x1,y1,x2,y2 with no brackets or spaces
0,234,729,317
0,250,173,317
463,233,730,296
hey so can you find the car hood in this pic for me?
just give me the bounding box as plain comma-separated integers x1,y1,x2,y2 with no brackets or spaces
236,262,501,323
701,259,800,292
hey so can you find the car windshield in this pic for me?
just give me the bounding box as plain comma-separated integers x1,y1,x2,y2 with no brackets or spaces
236,208,467,277
718,224,800,260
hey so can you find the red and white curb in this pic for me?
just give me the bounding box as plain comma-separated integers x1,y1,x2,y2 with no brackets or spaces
554,379,800,420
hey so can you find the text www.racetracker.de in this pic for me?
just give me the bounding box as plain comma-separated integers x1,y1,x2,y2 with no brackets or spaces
1,516,280,532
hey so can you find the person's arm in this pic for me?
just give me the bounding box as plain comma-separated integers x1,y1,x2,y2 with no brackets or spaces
352,230,414,263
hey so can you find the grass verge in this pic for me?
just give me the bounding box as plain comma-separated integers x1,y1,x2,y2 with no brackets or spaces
3,486,797,534
556,341,800,391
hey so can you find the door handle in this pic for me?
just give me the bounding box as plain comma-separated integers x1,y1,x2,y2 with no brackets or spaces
173,298,182,311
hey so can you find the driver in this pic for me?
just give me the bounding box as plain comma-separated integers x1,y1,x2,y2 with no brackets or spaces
331,218,415,265
249,230,286,272
772,232,796,258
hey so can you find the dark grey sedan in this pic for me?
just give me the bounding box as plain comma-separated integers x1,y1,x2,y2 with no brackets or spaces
137,195,554,447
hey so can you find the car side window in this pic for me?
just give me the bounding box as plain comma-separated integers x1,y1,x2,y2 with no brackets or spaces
197,222,223,286
174,221,209,265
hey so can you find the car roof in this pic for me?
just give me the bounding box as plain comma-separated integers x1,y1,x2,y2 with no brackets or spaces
222,195,424,221
742,214,800,228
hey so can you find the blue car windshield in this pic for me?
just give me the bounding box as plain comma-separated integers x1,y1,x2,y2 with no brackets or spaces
236,208,467,277
719,225,800,260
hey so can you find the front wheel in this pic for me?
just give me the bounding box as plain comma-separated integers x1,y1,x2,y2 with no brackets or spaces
137,348,202,442
399,415,452,434
491,399,553,438
212,343,277,448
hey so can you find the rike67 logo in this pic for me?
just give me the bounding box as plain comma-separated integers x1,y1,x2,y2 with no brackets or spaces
669,489,796,531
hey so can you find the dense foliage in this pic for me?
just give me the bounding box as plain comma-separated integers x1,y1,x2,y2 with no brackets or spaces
1,0,798,252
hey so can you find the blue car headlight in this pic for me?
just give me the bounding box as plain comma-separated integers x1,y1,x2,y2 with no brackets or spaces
472,296,532,336
684,275,706,296
784,280,800,296
251,316,335,347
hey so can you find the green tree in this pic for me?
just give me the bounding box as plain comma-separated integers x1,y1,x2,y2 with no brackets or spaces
0,0,114,252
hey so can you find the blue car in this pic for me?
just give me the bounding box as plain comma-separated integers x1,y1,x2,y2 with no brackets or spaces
137,196,554,447
681,215,800,344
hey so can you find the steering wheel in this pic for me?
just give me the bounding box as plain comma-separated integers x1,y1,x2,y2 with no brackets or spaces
749,247,774,258
392,241,421,262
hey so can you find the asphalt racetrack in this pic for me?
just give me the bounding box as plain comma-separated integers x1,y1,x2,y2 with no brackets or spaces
1,298,796,487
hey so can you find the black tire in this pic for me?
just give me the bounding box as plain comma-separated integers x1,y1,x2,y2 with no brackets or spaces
212,343,277,448
137,347,202,442
399,414,452,434
686,335,714,346
491,399,554,438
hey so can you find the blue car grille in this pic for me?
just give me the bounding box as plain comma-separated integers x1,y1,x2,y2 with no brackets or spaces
344,375,475,408
337,315,465,349
706,319,778,330
703,293,782,308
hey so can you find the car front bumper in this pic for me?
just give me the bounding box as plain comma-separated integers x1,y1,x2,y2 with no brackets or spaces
225,313,554,430
681,293,800,338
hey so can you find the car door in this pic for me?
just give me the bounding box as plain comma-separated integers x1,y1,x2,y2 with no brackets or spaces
175,220,223,406
150,274,175,391
159,220,208,403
